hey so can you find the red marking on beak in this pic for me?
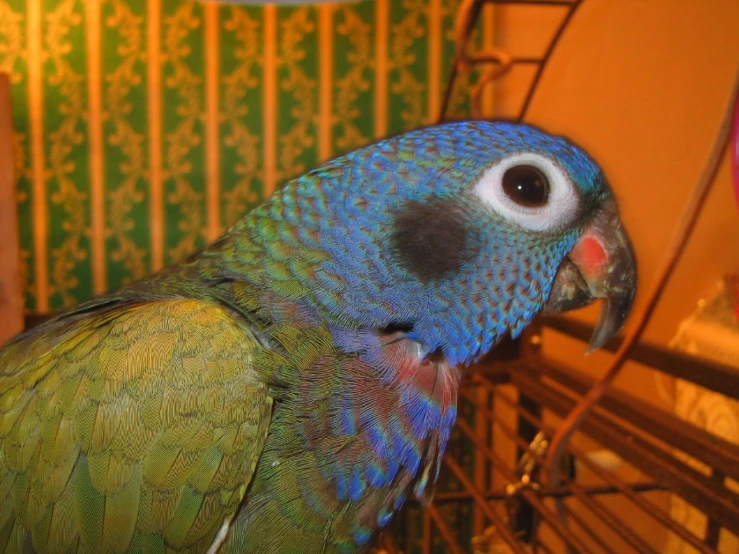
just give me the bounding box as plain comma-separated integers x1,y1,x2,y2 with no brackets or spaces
569,234,608,281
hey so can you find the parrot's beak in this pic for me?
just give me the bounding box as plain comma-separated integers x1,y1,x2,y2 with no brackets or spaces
542,199,637,353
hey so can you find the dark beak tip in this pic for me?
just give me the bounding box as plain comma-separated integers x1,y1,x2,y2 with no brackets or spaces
585,286,636,354
585,331,608,355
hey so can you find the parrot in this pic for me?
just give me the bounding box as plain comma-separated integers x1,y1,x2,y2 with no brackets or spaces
0,120,636,554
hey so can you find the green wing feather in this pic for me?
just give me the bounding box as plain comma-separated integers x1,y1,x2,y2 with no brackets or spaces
0,298,273,554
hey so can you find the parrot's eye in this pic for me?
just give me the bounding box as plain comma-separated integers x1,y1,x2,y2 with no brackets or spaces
472,152,580,232
502,165,550,207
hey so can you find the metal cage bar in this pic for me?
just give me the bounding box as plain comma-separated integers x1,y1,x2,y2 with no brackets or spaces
486,380,720,554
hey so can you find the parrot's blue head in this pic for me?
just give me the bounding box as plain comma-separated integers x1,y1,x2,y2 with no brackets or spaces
217,120,637,367
186,120,637,549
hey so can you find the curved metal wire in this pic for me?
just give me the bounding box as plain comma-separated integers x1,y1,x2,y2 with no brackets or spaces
516,0,583,121
439,0,581,123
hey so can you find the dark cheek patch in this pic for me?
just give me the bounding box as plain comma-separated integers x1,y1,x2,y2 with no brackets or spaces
390,198,476,283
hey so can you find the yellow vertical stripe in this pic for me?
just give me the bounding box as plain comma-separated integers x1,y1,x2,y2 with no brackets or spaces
263,5,277,197
374,0,388,139
87,0,105,295
205,2,220,241
28,0,48,312
147,0,163,271
427,0,442,123
482,4,495,118
318,4,333,162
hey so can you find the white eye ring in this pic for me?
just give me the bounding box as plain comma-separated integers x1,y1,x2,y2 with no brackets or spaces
472,152,580,232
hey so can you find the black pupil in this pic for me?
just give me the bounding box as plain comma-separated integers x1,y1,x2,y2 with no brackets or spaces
502,165,550,207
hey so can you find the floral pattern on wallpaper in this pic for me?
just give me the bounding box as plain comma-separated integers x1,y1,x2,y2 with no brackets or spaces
0,0,486,313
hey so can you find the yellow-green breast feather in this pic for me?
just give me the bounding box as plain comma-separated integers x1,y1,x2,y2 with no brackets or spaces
0,298,273,554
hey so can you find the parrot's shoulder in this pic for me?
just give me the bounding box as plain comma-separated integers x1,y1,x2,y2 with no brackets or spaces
1,294,271,388
0,296,276,553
